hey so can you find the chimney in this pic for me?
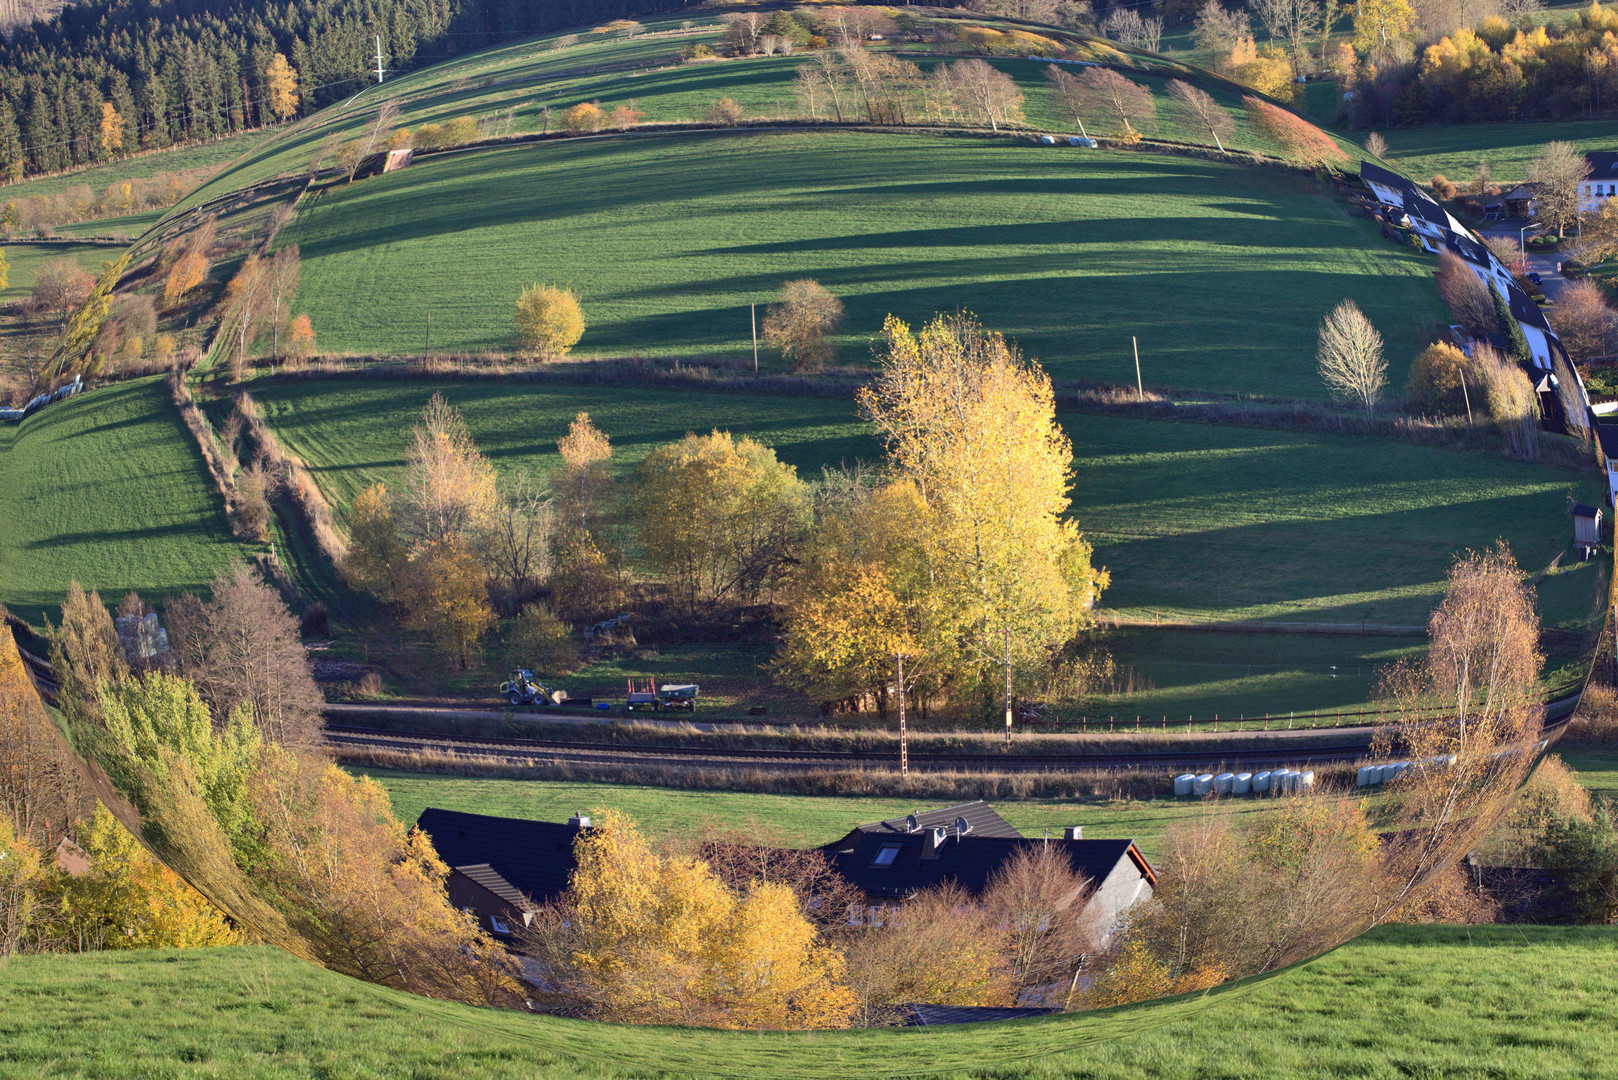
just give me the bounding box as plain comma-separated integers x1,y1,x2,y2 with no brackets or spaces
568,814,592,829
922,825,950,859
1064,826,1083,840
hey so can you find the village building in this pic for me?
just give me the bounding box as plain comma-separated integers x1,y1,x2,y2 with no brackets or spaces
1578,151,1618,213
416,801,1156,949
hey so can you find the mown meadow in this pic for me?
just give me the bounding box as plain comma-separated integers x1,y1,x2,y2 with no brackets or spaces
250,378,1597,718
0,925,1612,1078
279,131,1442,397
0,379,241,626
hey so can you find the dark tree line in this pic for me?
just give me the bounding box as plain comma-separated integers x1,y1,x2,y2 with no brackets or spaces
0,0,693,180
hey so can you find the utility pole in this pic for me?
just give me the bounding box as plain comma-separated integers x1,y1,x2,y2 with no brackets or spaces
374,36,387,85
1460,368,1473,424
1133,336,1143,400
751,303,758,373
897,653,908,776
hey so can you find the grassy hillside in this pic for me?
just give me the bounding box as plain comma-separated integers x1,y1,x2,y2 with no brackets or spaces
0,925,1613,1078
279,131,1442,397
1077,415,1599,625
1,130,267,205
1378,118,1618,185
172,13,1341,221
256,380,1593,628
0,380,241,626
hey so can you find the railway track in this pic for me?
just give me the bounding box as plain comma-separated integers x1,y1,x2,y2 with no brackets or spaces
325,688,1580,774
15,637,1583,774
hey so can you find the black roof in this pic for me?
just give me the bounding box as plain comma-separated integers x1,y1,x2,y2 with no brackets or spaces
1443,231,1493,270
1360,160,1413,192
1508,285,1552,332
850,800,1022,839
416,807,585,907
1403,188,1451,226
1573,503,1601,518
1596,423,1618,460
826,831,1153,900
904,1004,1056,1026
1585,151,1618,174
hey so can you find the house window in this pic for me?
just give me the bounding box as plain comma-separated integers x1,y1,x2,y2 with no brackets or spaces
873,844,901,867
490,916,511,934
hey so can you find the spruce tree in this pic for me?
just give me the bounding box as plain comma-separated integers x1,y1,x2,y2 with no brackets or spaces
1490,283,1534,365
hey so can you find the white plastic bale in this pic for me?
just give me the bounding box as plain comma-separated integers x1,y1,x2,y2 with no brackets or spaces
1174,774,1195,797
1357,766,1375,787
1365,765,1384,785
1193,774,1214,796
1233,773,1253,795
1214,773,1234,795
1299,770,1315,790
1252,771,1271,792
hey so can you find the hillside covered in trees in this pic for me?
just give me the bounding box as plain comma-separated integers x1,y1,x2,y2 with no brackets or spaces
0,0,688,178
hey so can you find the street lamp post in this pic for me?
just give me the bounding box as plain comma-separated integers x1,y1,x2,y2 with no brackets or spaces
1520,224,1531,258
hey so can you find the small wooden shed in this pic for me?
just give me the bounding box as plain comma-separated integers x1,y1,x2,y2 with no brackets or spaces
1573,503,1603,556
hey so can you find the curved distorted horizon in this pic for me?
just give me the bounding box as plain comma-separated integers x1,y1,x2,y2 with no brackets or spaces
1,0,1614,1073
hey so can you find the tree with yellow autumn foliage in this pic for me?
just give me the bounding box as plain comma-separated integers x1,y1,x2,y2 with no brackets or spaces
861,312,1106,739
396,536,497,669
635,430,810,610
264,53,301,121
41,804,237,951
560,810,858,1028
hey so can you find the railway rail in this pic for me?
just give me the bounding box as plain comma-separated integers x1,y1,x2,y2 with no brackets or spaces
15,637,1583,775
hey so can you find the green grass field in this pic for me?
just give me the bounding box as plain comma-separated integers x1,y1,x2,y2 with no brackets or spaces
1076,415,1599,624
365,768,1288,861
1558,743,1618,800
254,379,1597,719
279,131,1442,397
0,924,1612,1078
0,131,268,205
1379,118,1618,186
0,380,242,627
173,14,1335,222
0,241,118,307
255,380,1596,628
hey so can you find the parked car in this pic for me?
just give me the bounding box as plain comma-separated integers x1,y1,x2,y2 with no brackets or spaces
1527,271,1542,284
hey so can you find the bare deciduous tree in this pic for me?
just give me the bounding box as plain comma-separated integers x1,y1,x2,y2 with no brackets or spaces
480,473,553,609
1371,541,1543,920
981,845,1095,1003
1102,7,1163,50
936,59,1024,132
1364,131,1388,158
0,627,91,847
1435,250,1499,338
1167,80,1234,152
1251,0,1324,75
1191,0,1252,66
1060,67,1156,140
166,561,325,746
1528,140,1591,239
1316,299,1386,420
1548,279,1618,364
762,278,845,373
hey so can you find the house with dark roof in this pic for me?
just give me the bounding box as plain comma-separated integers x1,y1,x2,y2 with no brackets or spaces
1579,151,1618,213
415,807,591,939
417,801,1156,950
821,805,1156,948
